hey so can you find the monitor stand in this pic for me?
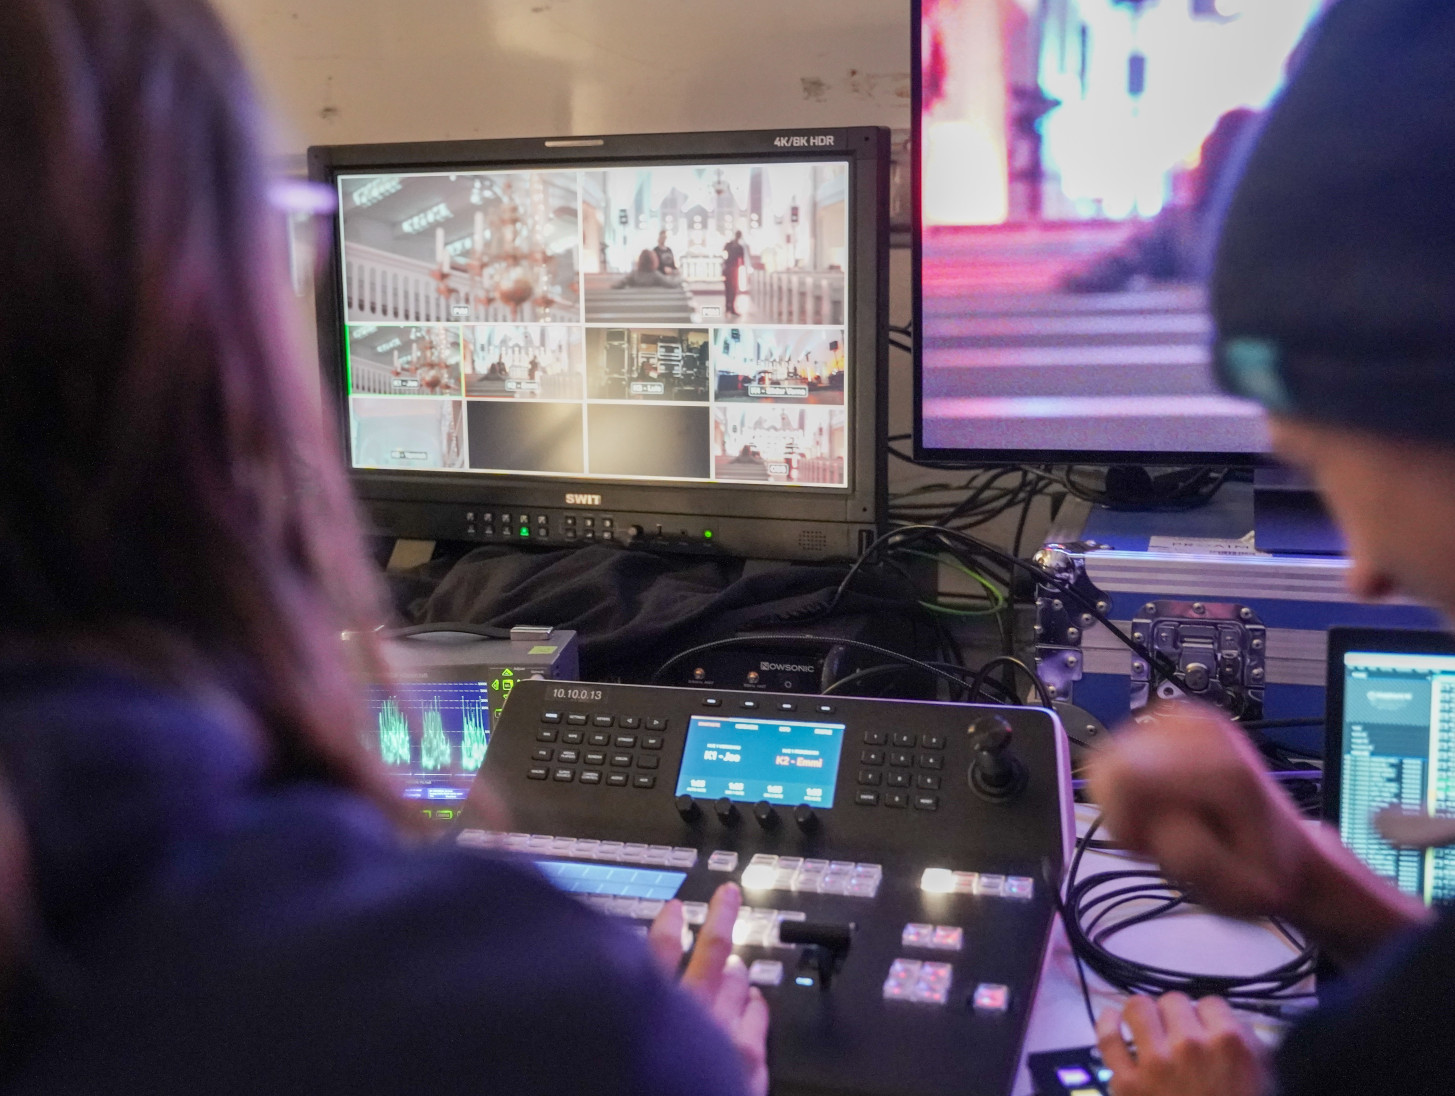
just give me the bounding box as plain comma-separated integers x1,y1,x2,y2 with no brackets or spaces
1253,466,1344,556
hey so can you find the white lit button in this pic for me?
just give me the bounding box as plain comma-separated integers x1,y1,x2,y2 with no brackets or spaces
681,902,710,926
920,868,956,894
931,926,964,951
902,923,936,948
741,859,778,892
748,960,785,987
976,874,1005,897
748,854,779,868
883,958,922,1000
973,983,1010,1013
707,850,739,873
1006,876,1035,900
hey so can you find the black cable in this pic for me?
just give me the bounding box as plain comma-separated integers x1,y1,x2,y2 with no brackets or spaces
968,655,1054,708
1057,814,1318,1025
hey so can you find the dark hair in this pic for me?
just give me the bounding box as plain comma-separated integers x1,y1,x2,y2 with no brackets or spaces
636,248,659,273
0,0,399,959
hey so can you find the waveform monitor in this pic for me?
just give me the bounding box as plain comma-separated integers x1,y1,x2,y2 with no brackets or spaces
310,129,889,561
1326,628,1455,905
365,681,492,809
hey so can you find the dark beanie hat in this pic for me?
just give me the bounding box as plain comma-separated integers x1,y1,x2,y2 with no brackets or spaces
1213,0,1455,446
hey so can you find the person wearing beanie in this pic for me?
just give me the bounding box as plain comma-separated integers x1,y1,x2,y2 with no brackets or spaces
1087,2,1455,1094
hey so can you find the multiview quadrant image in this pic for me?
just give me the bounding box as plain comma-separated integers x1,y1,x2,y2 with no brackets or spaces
339,169,581,326
580,163,848,326
712,406,847,486
714,327,845,404
585,328,711,402
465,325,585,400
348,324,463,397
351,396,466,470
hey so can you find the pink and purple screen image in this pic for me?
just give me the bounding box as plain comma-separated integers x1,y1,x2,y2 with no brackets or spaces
918,0,1326,456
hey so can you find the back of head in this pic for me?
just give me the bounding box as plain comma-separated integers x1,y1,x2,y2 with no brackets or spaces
0,0,393,798
1211,0,1455,447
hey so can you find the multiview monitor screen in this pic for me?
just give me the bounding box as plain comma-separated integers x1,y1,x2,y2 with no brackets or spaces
914,0,1327,462
337,158,853,488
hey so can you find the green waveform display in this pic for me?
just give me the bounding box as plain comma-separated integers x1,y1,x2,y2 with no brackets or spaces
419,699,451,772
461,703,488,771
379,697,412,766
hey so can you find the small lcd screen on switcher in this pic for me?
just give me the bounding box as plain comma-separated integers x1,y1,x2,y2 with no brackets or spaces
675,716,845,807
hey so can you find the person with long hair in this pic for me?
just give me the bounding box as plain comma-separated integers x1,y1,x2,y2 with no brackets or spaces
0,1,764,1092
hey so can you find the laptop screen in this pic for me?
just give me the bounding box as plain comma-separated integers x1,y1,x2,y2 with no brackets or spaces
1334,641,1455,904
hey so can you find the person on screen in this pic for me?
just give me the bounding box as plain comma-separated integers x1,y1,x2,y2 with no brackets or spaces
653,230,680,277
1087,4,1455,1095
1059,107,1259,294
723,231,748,317
0,2,766,1094
614,248,684,290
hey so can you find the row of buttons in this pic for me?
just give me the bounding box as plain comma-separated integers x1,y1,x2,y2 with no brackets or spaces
700,698,837,715
901,923,964,952
528,767,658,788
855,789,942,811
739,854,882,898
863,731,946,750
586,894,808,952
532,746,661,765
536,729,668,750
857,771,941,790
882,959,1010,1012
860,750,944,771
458,830,698,869
543,713,668,730
919,869,1035,900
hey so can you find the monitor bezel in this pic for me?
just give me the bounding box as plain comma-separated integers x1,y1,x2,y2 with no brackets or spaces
309,128,889,545
909,0,1273,468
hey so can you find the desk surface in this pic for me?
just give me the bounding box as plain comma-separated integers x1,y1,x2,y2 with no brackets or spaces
1014,805,1310,1094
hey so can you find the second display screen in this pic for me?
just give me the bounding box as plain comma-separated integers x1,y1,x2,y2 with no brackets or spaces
675,715,845,808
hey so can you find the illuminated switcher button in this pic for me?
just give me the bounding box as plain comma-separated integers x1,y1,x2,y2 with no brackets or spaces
668,847,698,869
644,846,672,866
1006,877,1035,900
973,983,1010,1013
921,868,956,895
741,855,778,892
976,874,1006,897
931,926,964,951
902,923,936,948
748,960,784,987
913,962,954,1005
953,872,978,894
707,851,739,873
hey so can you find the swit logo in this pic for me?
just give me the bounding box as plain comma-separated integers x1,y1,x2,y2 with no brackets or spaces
565,493,603,507
774,135,836,148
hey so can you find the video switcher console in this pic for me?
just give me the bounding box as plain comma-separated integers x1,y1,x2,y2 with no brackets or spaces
459,680,1073,1096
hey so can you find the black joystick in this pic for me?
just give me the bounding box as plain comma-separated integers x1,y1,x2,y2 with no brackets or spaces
779,920,853,991
675,794,701,823
793,804,819,834
753,800,780,830
967,715,1028,802
715,797,741,826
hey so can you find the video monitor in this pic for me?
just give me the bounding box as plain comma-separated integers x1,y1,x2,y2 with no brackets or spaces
913,0,1327,463
312,130,888,560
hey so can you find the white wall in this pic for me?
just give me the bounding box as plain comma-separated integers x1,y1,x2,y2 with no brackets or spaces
212,0,912,152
